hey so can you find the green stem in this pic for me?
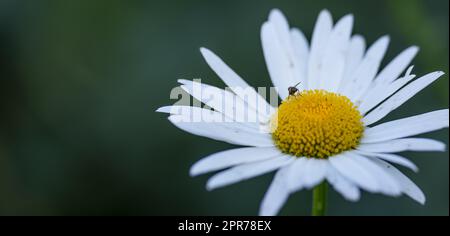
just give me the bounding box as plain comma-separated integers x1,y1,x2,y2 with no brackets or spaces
312,181,328,216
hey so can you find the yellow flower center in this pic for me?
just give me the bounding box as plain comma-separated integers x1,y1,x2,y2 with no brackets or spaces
271,90,364,159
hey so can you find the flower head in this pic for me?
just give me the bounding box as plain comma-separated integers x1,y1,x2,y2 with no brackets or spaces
272,89,364,159
157,9,448,215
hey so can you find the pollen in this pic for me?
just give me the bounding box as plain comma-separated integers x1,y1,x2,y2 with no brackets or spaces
271,90,364,159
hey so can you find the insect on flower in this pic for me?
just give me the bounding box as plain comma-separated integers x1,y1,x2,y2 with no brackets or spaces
288,82,302,96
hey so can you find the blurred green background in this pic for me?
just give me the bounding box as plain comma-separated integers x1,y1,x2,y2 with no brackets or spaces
0,0,448,216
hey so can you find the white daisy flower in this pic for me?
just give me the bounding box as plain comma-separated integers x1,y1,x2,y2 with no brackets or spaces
157,9,449,216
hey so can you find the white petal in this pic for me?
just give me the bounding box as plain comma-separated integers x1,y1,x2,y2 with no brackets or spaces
261,13,305,100
340,36,390,102
156,105,194,115
355,150,418,172
157,105,215,116
206,155,293,190
326,165,361,201
357,138,446,153
268,9,295,60
369,157,426,204
363,71,445,125
373,46,419,86
167,115,274,147
340,35,366,90
287,158,328,191
290,28,309,88
178,79,268,122
199,48,274,115
319,14,353,92
190,147,282,176
362,109,449,143
178,79,236,114
328,152,380,192
350,154,402,196
307,10,333,90
261,22,293,99
157,105,260,131
199,48,250,88
164,105,230,123
259,166,291,216
359,66,416,114
329,152,404,196
302,158,329,188
286,157,307,191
